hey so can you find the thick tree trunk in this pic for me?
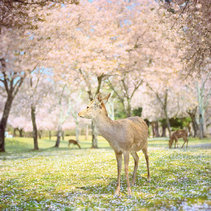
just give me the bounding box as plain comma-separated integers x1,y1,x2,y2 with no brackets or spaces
161,124,167,137
18,128,24,137
91,121,98,148
192,120,199,137
55,125,62,147
31,105,39,150
13,128,18,137
151,121,160,137
0,94,13,152
188,109,199,137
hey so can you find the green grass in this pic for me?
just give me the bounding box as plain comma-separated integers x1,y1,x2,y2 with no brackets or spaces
0,136,210,210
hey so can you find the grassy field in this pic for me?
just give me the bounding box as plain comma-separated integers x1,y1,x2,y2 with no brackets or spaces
0,136,210,210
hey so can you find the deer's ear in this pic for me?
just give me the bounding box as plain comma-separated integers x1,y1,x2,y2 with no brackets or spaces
95,93,103,103
102,93,111,104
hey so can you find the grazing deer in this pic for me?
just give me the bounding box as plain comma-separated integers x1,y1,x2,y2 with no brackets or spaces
78,93,149,197
68,139,81,149
169,129,188,149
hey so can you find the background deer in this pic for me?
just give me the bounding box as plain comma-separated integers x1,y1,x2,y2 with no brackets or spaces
78,93,149,197
68,139,81,149
169,129,188,149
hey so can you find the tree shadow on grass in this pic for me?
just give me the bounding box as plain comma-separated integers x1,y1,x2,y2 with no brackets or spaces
0,145,114,161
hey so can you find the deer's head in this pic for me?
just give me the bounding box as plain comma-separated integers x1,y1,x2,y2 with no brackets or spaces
78,93,111,119
168,139,173,149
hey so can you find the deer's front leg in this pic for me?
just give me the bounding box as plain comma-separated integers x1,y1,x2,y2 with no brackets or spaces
124,152,131,196
114,152,122,196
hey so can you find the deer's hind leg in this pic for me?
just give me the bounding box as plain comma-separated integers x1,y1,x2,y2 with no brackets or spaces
181,137,188,148
123,152,131,196
142,148,150,182
131,152,139,186
174,138,178,148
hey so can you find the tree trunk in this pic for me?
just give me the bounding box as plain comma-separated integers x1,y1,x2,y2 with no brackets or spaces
18,128,24,137
85,125,89,140
49,130,51,140
197,82,206,139
163,91,171,137
151,121,160,137
186,123,192,137
163,107,171,138
13,128,18,137
55,125,62,147
188,109,199,137
165,115,171,138
75,121,80,142
91,121,98,148
62,130,65,141
199,114,204,139
0,94,13,152
126,98,132,117
192,120,199,137
38,130,42,139
31,105,39,150
161,124,167,137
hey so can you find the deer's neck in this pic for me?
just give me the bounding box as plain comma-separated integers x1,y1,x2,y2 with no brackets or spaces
93,112,113,138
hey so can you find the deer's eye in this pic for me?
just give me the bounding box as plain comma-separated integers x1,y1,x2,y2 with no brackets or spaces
87,106,89,109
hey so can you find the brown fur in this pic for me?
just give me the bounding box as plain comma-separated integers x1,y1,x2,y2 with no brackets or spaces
78,93,149,196
68,139,81,149
169,129,188,149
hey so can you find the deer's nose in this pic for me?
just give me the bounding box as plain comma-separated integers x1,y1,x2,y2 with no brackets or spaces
78,112,83,117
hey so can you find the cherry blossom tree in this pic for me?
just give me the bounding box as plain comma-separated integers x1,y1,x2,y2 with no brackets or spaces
9,69,53,149
0,0,79,33
186,72,211,138
132,70,198,137
0,28,40,152
162,0,211,75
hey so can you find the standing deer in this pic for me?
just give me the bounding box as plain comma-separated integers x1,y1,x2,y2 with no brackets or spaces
169,129,188,149
78,93,150,196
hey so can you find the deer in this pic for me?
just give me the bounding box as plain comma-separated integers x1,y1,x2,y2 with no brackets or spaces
78,93,150,197
169,129,188,149
68,139,81,149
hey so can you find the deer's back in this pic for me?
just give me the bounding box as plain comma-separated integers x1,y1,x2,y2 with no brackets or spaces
69,139,77,144
105,116,148,153
172,129,187,139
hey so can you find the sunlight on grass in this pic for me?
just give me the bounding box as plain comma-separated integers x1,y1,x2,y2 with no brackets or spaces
0,137,210,209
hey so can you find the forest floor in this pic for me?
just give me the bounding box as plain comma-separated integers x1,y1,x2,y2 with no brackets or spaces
0,136,210,210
